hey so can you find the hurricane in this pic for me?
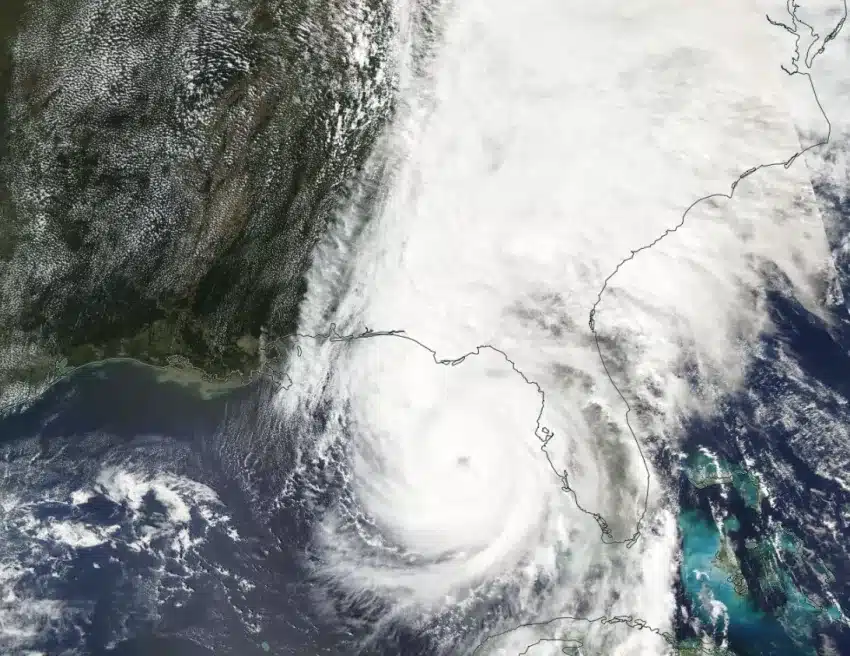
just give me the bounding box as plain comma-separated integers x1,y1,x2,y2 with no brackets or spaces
270,0,848,653
0,0,848,653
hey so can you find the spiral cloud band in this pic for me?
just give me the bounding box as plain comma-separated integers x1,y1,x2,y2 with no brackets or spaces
274,0,842,652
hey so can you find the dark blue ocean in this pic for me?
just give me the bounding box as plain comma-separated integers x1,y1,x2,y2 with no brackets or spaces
2,284,850,655
674,288,850,655
0,362,349,655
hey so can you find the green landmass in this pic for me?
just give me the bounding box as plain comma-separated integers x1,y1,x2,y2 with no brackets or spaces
685,451,764,510
0,0,397,407
712,533,749,597
675,639,733,655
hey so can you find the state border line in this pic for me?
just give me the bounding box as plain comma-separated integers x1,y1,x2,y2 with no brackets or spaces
469,1,848,653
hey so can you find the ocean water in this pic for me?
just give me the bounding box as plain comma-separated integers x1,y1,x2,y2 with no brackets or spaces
1,1,850,653
675,287,850,655
0,360,468,654
3,282,850,655
0,363,324,655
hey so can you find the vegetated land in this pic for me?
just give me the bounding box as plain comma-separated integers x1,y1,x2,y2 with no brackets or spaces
0,0,395,406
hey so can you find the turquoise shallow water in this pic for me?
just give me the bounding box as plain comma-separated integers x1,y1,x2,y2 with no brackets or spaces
679,507,841,655
674,286,850,655
680,511,760,632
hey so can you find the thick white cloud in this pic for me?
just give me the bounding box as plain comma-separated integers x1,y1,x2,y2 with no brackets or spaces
276,0,846,652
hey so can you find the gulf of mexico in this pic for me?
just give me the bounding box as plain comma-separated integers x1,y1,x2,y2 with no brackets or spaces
0,360,351,655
